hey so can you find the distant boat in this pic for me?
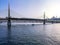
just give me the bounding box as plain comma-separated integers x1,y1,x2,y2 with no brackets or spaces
32,24,34,26
0,22,2,23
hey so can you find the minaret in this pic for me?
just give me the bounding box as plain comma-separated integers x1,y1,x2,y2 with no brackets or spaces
43,12,45,24
7,0,11,27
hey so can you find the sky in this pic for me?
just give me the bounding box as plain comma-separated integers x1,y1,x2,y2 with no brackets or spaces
0,0,60,18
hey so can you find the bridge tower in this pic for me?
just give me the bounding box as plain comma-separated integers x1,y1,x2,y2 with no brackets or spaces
7,1,11,27
43,12,46,25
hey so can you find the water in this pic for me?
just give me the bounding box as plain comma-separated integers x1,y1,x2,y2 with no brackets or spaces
0,23,60,45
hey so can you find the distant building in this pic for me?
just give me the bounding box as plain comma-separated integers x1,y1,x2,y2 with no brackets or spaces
51,16,60,20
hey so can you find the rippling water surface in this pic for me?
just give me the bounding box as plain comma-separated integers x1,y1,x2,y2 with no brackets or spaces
0,23,60,45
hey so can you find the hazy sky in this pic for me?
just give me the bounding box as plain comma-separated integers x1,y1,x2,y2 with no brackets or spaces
0,0,60,18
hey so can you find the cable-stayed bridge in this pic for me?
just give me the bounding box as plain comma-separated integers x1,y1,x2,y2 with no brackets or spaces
0,2,60,27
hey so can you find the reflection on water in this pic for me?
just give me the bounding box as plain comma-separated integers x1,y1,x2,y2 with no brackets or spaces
0,23,60,45
7,23,11,45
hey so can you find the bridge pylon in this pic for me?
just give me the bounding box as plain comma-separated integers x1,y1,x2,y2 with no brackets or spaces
43,12,45,25
7,1,11,28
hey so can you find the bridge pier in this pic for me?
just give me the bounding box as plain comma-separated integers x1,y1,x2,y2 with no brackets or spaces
52,21,54,24
43,19,45,25
7,18,11,28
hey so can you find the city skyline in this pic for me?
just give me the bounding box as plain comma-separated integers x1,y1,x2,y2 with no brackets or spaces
0,0,60,18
